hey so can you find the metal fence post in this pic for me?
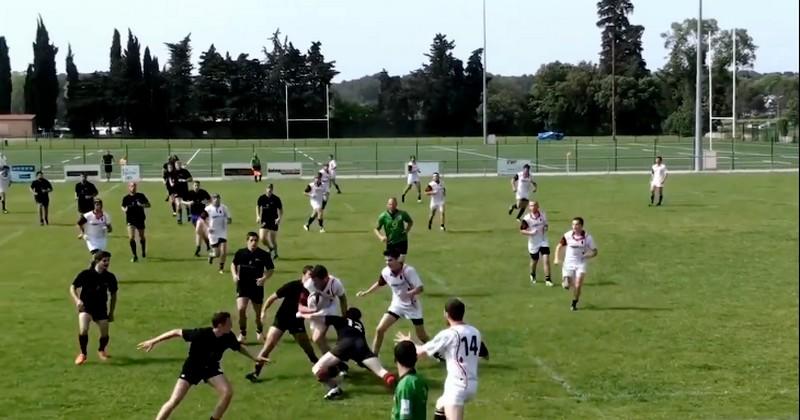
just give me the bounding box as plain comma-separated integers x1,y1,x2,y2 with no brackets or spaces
293,142,297,161
210,144,214,177
535,139,539,173
83,145,86,163
334,142,338,160
39,145,43,170
653,137,658,161
375,142,379,175
574,138,579,172
770,135,774,168
415,140,419,159
456,143,460,174
731,137,735,170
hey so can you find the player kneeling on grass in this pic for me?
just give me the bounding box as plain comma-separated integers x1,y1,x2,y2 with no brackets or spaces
137,311,269,420
245,266,320,382
425,172,446,231
553,217,598,311
299,307,397,400
69,251,117,365
519,201,552,286
356,249,430,356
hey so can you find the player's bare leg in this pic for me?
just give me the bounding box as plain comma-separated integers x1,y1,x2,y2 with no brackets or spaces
529,257,539,285
268,230,279,259
75,312,92,365
541,254,552,286
439,204,446,230
427,208,437,230
515,198,528,220
247,327,284,381
252,303,264,341
444,405,465,420
372,313,398,354
236,297,250,342
401,184,413,203
1,191,7,213
293,332,319,363
207,375,234,420
155,379,191,420
413,323,430,343
656,186,664,206
361,356,397,387
96,319,111,360
571,273,586,311
312,352,343,398
312,325,331,354
169,194,177,217
217,242,228,273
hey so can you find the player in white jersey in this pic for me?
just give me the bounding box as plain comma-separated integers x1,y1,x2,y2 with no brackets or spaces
554,217,598,311
304,172,327,233
519,201,552,286
401,155,422,203
205,194,233,274
396,298,487,420
508,164,537,220
650,156,668,206
318,165,332,205
0,165,10,214
299,265,348,356
327,154,342,194
355,249,430,355
424,172,446,231
77,198,113,254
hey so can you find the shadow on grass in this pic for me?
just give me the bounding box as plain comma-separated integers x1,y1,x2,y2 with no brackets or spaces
145,256,200,263
106,355,185,366
443,228,494,234
426,291,491,298
123,279,183,285
49,222,77,227
583,304,671,312
590,280,618,287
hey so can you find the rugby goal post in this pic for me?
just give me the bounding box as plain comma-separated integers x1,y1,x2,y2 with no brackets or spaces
285,84,331,140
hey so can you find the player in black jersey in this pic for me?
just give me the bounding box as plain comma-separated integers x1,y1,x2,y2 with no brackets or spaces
69,251,118,365
245,266,319,382
121,182,150,262
300,307,397,399
137,311,268,420
256,183,283,259
30,171,53,225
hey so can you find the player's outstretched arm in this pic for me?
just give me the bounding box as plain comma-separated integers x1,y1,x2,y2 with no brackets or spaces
137,329,182,352
356,280,383,297
108,292,117,322
338,294,348,315
238,346,270,364
260,294,279,319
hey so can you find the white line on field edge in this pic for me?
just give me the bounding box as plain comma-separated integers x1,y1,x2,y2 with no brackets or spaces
185,149,202,166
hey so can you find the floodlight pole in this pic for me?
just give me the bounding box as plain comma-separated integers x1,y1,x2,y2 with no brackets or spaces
610,23,617,171
285,83,290,140
694,0,704,171
482,0,488,143
732,28,737,140
326,84,331,139
708,30,713,151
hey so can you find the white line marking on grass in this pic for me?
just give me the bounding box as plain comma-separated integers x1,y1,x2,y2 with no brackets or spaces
61,159,70,163
533,357,588,402
0,183,122,248
43,165,51,169
431,145,562,170
185,149,202,166
87,152,94,157
343,202,354,212
296,149,321,165
762,160,793,165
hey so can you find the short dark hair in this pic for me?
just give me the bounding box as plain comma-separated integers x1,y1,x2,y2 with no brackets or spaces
211,311,231,327
394,340,418,368
445,298,466,321
302,265,314,274
523,164,531,169
267,183,274,189
93,250,111,262
311,265,328,280
246,231,259,240
345,307,362,321
383,249,401,260
35,171,43,176
656,156,663,161
573,216,584,226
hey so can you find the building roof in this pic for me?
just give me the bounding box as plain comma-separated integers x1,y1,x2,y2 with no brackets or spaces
0,114,36,121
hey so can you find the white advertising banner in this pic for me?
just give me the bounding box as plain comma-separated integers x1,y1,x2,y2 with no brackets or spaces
497,159,532,176
405,161,440,176
121,165,141,182
266,162,303,179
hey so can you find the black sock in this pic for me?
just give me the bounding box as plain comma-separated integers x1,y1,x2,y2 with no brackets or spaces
171,202,176,212
1,200,5,210
428,218,433,229
307,215,316,226
78,334,89,355
658,194,663,205
322,200,328,210
433,409,446,420
571,299,578,307
650,193,654,204
318,219,324,227
219,262,224,271
195,245,201,254
516,207,525,219
272,244,278,255
254,362,265,375
304,349,318,364
99,336,109,351
129,239,137,257
177,207,183,221
531,272,536,279
545,274,551,282
140,239,146,256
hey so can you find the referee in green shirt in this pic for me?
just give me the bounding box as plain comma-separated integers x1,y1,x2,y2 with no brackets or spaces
392,340,428,420
374,197,414,261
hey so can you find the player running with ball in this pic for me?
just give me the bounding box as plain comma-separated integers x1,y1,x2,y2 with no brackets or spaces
554,217,598,311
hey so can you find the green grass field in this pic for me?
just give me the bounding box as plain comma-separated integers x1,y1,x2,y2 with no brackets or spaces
0,173,797,419
1,136,798,180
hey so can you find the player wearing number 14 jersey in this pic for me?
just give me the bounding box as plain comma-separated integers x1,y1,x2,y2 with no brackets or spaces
396,298,488,420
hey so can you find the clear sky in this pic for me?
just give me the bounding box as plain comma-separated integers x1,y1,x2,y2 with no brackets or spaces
2,0,797,81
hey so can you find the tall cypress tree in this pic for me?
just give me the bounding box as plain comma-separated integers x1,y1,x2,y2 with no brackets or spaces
165,34,193,120
0,37,11,114
596,0,648,78
24,64,34,115
65,45,90,136
108,29,124,127
31,16,59,131
123,29,143,133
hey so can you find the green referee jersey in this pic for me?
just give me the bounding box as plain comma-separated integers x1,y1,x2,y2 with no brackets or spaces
377,209,413,244
392,371,428,420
